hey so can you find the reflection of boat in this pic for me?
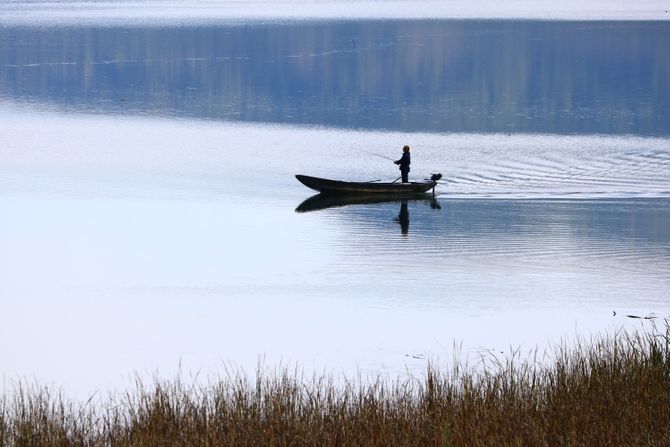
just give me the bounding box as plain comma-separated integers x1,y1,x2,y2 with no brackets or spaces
296,194,441,235
295,174,440,194
295,193,440,213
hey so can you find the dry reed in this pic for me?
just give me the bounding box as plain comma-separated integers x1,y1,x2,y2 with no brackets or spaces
1,323,668,446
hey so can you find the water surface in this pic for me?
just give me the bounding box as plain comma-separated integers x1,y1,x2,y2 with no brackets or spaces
1,17,669,396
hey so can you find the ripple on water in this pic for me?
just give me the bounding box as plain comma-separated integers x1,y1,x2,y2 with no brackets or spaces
435,134,669,199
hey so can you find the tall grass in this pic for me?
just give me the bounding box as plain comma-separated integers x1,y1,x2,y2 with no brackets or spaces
2,323,669,446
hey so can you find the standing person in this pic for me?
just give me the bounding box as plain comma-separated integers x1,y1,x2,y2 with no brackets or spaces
394,145,411,183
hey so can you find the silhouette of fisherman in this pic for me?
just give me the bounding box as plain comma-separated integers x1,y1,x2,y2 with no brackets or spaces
394,145,411,183
396,200,410,235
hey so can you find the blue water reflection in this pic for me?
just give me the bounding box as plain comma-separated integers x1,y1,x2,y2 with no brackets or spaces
298,195,670,244
300,197,670,302
1,21,668,135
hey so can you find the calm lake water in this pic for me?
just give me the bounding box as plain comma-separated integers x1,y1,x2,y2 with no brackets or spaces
1,16,669,396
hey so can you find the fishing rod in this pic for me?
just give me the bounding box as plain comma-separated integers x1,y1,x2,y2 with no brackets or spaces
355,148,396,162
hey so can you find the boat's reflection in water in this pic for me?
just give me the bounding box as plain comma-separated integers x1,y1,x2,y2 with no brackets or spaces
296,193,441,235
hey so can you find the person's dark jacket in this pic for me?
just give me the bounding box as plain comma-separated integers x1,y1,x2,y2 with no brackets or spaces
395,153,411,172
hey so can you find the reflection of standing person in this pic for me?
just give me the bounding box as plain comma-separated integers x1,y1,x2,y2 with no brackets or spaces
396,200,409,235
394,145,411,183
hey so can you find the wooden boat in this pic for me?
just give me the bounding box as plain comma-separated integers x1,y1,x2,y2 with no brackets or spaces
295,174,441,194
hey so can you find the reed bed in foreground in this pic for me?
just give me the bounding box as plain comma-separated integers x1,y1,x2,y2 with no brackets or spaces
1,324,669,446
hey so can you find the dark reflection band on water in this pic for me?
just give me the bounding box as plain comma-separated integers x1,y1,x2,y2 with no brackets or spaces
335,198,670,242
1,21,669,135
296,197,670,281
296,193,442,235
295,194,670,297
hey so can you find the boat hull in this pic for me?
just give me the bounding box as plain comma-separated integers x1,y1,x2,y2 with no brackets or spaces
295,175,437,194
